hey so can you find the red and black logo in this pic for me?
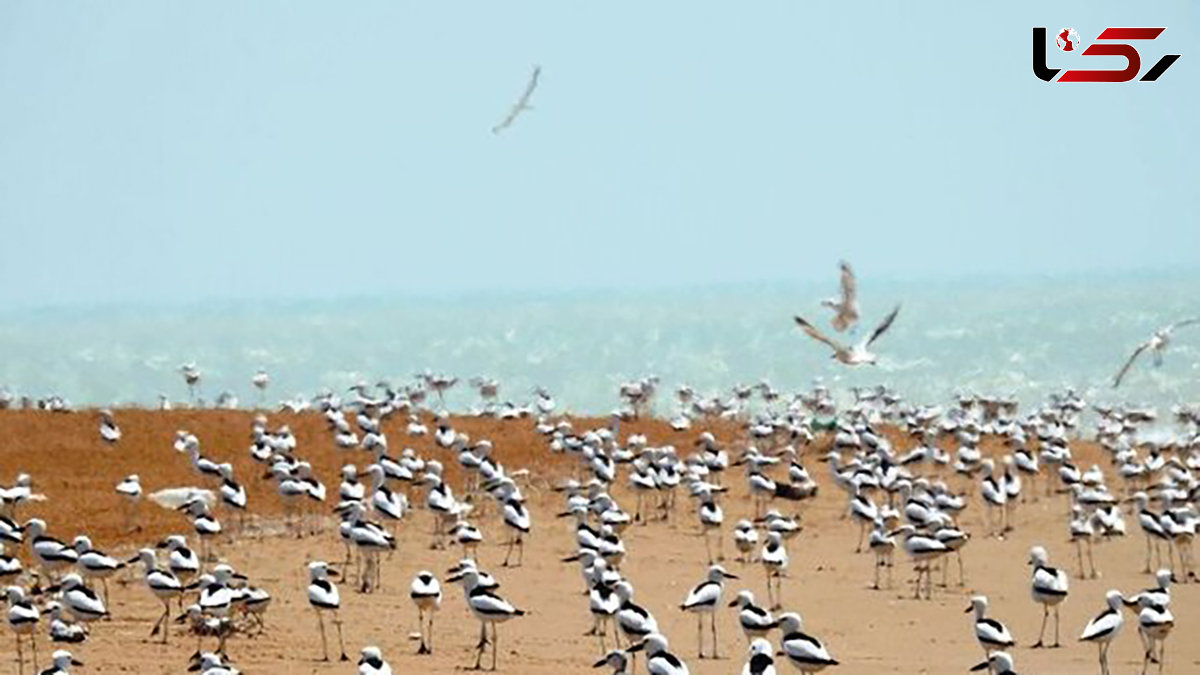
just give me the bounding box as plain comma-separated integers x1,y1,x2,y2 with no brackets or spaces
1033,27,1180,82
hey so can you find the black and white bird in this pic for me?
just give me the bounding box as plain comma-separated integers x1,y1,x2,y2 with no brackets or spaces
1125,588,1174,675
72,535,123,608
742,637,777,675
1028,546,1068,648
627,633,689,675
129,548,183,643
410,571,442,655
760,531,788,610
967,595,1015,658
446,567,525,671
39,649,83,675
793,304,901,366
307,561,348,662
1079,590,1125,675
729,590,777,642
49,573,107,624
115,475,142,533
357,645,392,675
679,564,738,659
969,651,1017,675
6,585,40,673
98,409,121,445
778,612,838,673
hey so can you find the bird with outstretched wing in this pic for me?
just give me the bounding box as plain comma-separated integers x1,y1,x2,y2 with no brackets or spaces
492,65,541,134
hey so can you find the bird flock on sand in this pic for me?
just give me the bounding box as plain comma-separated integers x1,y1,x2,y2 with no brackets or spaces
0,261,1196,674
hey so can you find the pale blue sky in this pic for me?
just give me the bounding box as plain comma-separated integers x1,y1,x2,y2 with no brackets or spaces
1,1,1196,310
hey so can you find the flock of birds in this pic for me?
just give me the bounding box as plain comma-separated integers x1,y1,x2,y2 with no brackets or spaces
0,262,1196,675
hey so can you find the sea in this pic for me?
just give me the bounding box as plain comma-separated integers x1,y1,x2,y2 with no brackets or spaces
1,273,1198,416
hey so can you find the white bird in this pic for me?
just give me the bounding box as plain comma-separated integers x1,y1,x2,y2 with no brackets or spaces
794,304,901,366
1113,318,1200,387
39,649,83,675
1125,590,1174,675
820,260,860,332
778,612,838,673
129,548,183,643
51,573,107,624
1028,546,1068,648
115,474,142,533
627,632,689,675
6,585,40,673
307,561,347,662
729,590,777,642
742,637,777,675
492,65,541,134
967,595,1015,658
1079,590,1125,675
680,564,738,659
760,531,788,610
98,409,121,445
969,651,1017,675
447,567,525,671
734,519,759,563
410,571,441,655
357,646,392,675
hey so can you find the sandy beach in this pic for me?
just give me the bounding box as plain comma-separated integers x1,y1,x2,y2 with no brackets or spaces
0,409,1194,674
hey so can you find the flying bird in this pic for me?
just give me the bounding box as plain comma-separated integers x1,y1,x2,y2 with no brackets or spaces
820,260,860,332
492,65,540,134
1112,318,1200,387
794,304,901,366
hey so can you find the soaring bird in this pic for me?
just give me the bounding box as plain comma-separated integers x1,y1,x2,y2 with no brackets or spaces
820,260,860,332
492,65,540,134
1112,318,1200,387
794,304,901,366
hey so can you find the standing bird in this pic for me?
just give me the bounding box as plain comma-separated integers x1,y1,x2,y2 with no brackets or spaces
6,585,40,673
410,571,441,655
760,531,788,610
793,304,901,366
627,633,689,675
967,595,1015,659
1125,591,1173,675
179,363,202,403
1028,546,1068,648
307,561,348,662
491,65,541,134
1079,590,1125,675
820,260,860,332
729,590,777,642
447,567,525,671
1113,318,1200,387
679,564,738,659
128,548,182,643
357,646,392,675
778,612,838,673
742,637,777,675
115,475,142,533
98,409,121,446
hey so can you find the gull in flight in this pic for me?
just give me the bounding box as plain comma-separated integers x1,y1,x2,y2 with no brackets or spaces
820,260,859,332
1112,317,1200,387
794,304,900,366
492,65,540,134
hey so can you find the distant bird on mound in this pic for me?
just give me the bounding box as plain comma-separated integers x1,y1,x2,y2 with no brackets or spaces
1112,317,1200,387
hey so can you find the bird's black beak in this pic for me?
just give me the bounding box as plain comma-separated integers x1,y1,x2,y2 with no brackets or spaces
627,641,644,653
963,605,972,614
326,569,339,578
969,660,990,671
126,555,141,564
592,657,607,667
724,573,739,579
71,659,84,666
728,599,739,607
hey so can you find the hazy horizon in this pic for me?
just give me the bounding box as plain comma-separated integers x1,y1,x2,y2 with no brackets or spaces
2,1,1196,311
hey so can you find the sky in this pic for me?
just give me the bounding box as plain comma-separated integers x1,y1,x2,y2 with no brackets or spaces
0,1,1196,310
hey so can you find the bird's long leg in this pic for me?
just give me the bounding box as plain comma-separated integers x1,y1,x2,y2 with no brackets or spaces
491,622,499,671
15,634,23,675
696,614,703,658
316,611,329,661
518,534,525,566
503,535,514,567
856,522,865,553
30,632,37,670
711,611,720,659
1034,605,1048,647
1087,539,1098,579
428,611,435,653
1144,535,1153,573
1053,605,1061,647
472,622,485,670
162,602,171,644
334,610,348,661
1078,540,1088,578
704,533,714,565
873,555,881,590
957,551,966,586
